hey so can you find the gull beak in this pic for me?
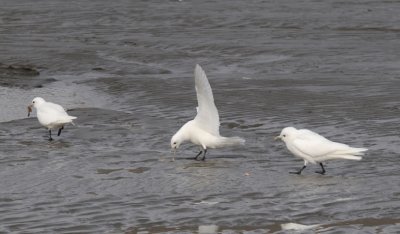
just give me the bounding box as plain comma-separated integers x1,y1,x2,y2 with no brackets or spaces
27,104,33,117
274,136,282,141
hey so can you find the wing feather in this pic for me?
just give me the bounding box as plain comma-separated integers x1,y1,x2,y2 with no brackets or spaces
40,102,75,124
293,129,354,157
45,102,67,114
193,64,220,135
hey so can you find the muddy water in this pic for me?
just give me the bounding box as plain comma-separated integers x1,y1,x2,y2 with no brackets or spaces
1,0,400,233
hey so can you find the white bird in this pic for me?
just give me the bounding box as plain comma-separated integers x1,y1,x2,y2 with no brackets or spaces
170,64,245,160
28,97,77,141
275,127,367,174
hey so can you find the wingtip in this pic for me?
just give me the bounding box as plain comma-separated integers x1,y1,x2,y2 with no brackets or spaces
357,148,368,153
194,64,206,79
195,64,202,72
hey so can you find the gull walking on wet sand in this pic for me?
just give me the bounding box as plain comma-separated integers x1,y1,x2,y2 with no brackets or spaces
28,97,77,141
170,64,245,160
275,127,367,174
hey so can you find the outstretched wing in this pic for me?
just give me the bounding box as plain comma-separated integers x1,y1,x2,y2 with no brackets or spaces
193,64,220,136
292,129,351,157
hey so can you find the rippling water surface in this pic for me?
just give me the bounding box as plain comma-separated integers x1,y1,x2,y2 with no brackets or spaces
1,0,400,233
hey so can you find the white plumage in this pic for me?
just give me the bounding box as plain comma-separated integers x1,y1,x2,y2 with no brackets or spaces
170,64,245,160
28,97,77,141
276,127,367,174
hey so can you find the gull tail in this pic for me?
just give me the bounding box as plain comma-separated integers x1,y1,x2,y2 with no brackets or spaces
56,115,77,125
69,116,77,126
334,147,368,156
330,155,363,161
217,136,245,147
349,147,368,155
320,147,367,161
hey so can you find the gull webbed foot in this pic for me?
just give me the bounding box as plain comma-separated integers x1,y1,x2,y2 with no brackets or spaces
290,165,306,175
194,151,203,160
315,163,326,175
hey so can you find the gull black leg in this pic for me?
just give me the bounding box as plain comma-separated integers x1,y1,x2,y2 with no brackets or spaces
194,150,203,160
315,163,326,175
57,126,64,136
48,130,53,141
201,149,207,161
290,165,306,175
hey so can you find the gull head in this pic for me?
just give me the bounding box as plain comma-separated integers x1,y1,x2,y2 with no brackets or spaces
170,133,183,151
275,127,297,142
30,97,46,108
28,97,46,117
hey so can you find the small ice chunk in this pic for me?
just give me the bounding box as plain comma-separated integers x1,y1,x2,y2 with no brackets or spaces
194,200,219,205
281,222,320,230
198,224,218,234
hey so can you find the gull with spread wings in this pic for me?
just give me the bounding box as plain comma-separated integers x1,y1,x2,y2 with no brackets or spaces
171,64,245,160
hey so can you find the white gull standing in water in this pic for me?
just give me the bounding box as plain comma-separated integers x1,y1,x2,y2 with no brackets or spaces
170,64,245,160
28,97,77,141
275,127,367,174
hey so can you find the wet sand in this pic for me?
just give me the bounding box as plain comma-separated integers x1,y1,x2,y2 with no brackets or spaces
1,0,400,233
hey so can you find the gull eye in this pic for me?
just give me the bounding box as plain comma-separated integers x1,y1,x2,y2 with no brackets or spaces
33,101,35,103
283,134,286,137
173,142,177,145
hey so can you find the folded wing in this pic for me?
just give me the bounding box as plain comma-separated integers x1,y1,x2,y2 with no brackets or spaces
292,129,367,160
42,102,77,124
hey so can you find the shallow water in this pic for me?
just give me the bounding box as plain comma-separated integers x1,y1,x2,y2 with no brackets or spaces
1,0,400,233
